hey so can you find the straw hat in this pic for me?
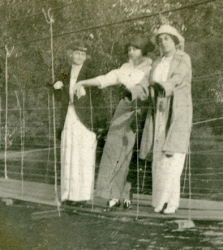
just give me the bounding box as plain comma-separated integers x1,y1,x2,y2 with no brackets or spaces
155,24,185,49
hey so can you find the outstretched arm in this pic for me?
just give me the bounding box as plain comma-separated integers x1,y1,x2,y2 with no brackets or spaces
74,78,102,99
75,69,120,99
77,68,119,89
77,77,102,88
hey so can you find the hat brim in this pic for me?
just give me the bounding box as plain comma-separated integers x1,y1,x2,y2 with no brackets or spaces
156,33,180,45
71,46,88,52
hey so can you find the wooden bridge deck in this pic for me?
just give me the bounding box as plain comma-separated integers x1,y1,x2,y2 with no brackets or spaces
0,178,223,221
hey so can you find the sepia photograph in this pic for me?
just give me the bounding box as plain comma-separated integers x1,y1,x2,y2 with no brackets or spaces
0,0,223,249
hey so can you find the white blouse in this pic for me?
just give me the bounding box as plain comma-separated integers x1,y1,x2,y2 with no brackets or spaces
69,64,83,103
96,58,152,91
152,56,173,83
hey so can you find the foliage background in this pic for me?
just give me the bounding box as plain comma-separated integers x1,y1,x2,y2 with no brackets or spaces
0,0,222,147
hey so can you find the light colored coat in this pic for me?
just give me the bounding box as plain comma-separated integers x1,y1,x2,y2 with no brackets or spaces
136,50,192,159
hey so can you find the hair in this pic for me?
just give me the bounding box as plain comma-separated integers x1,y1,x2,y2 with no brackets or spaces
125,44,145,56
125,40,154,56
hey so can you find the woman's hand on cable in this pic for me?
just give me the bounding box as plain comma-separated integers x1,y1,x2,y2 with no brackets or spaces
151,81,165,93
53,81,64,89
75,81,86,99
120,85,132,100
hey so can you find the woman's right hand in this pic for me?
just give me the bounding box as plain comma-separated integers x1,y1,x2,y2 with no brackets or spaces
75,82,86,99
151,82,165,94
53,81,64,89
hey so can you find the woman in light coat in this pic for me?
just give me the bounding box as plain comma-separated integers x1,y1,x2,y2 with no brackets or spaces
134,25,192,214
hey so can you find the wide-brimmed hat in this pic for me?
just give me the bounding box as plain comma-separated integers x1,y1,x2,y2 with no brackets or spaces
155,24,184,45
126,35,155,55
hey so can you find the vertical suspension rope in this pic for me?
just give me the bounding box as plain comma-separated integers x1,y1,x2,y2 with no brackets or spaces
188,143,192,220
89,88,95,211
42,8,60,215
46,91,52,180
4,45,14,179
135,99,140,219
109,89,113,119
0,96,1,150
89,89,94,132
15,90,24,195
21,91,25,195
4,47,8,179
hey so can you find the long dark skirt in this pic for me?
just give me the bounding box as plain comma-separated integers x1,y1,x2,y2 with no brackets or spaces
95,97,136,201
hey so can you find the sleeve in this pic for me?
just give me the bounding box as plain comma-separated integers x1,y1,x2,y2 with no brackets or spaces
158,54,192,96
131,66,152,101
96,69,120,89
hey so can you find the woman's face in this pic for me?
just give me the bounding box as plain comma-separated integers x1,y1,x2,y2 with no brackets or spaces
71,50,87,65
128,46,143,63
157,34,176,55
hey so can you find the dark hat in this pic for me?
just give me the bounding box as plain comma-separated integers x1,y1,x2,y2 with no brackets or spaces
68,41,88,52
126,35,155,56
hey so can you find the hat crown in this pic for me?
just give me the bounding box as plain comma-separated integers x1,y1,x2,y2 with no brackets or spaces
156,24,184,44
68,41,88,52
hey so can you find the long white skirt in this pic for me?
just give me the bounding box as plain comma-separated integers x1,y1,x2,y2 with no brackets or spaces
152,153,186,209
152,100,186,208
61,104,97,202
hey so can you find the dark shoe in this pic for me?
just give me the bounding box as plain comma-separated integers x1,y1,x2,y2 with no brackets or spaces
123,199,131,209
66,201,76,206
61,200,71,206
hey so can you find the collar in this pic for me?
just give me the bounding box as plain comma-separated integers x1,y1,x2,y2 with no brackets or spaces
72,64,83,69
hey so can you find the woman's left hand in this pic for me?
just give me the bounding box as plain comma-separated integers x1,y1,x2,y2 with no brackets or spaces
152,82,165,95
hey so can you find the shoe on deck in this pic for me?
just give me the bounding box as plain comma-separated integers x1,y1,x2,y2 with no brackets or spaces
107,199,121,209
123,199,131,209
163,206,177,214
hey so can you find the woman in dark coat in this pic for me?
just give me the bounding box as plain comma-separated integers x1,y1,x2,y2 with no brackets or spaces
52,42,99,203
